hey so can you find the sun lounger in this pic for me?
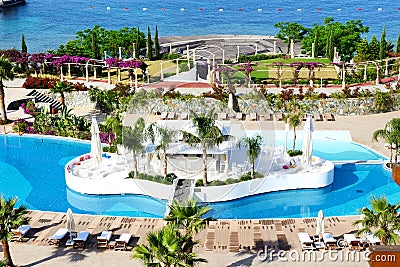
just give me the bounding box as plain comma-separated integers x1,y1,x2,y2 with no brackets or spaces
235,112,245,120
313,113,323,121
264,113,273,121
11,225,31,241
324,113,335,121
298,232,315,251
167,112,176,120
322,232,337,249
114,233,132,251
218,112,227,120
180,112,188,120
249,113,258,121
275,112,284,121
48,228,69,246
366,232,380,245
160,112,168,120
343,234,363,251
73,231,90,249
97,231,112,249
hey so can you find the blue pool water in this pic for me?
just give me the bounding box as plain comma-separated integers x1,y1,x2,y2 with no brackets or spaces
0,133,396,219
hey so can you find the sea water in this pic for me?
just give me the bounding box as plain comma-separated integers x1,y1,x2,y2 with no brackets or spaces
1,0,400,53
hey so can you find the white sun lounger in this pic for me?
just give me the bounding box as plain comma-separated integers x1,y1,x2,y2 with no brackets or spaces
114,233,132,250
322,232,337,249
48,228,69,246
343,234,363,250
73,231,90,249
97,231,112,249
298,232,315,251
366,232,380,245
11,225,31,241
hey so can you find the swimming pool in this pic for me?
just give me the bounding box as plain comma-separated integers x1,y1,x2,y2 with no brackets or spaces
0,133,396,219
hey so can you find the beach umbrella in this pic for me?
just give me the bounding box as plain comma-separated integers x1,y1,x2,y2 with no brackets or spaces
66,208,75,242
91,116,102,166
302,115,314,167
316,210,325,238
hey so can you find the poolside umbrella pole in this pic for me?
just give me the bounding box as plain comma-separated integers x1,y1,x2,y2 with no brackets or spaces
302,115,314,167
316,209,325,239
66,208,75,245
91,116,102,167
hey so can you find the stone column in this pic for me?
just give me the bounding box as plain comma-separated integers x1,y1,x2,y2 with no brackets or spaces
364,64,367,81
187,45,191,70
134,68,138,89
107,69,111,85
290,39,294,58
68,64,71,78
342,65,346,89
255,43,258,55
176,59,180,74
385,59,389,76
273,41,276,55
376,64,380,85
160,63,164,80
85,65,89,83
311,43,315,58
237,46,240,61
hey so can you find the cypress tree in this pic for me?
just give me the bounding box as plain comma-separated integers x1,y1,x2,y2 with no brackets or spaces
154,25,160,60
396,35,400,54
21,34,27,53
146,26,153,60
313,29,319,57
91,31,100,59
325,27,334,61
135,27,140,59
379,26,386,60
369,35,380,60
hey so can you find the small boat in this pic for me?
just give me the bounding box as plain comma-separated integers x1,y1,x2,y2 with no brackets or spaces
0,0,26,8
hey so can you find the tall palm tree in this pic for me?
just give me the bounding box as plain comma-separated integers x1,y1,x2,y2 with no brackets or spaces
286,111,303,151
122,118,146,178
145,123,177,176
181,110,229,186
237,135,263,180
0,196,29,267
164,199,211,236
353,196,400,245
0,56,15,122
373,118,400,164
132,224,207,267
50,81,75,108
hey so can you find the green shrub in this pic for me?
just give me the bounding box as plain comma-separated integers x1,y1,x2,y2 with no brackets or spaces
195,179,204,187
225,178,238,184
239,172,252,182
287,150,303,157
254,172,264,178
162,53,181,60
127,172,172,185
165,173,177,183
209,180,226,186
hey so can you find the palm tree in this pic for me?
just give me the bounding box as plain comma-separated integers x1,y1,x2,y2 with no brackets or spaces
237,135,263,179
50,81,75,108
145,123,177,177
132,224,207,267
0,56,15,122
0,196,29,267
181,110,229,186
164,199,211,236
286,111,303,151
122,118,146,178
353,196,400,245
373,118,400,164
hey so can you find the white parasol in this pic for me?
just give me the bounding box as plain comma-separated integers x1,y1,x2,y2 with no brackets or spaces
91,116,102,166
66,208,75,243
302,115,314,166
316,209,325,238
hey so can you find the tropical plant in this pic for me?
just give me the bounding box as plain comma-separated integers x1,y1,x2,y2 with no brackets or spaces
181,110,229,186
286,111,303,151
372,118,400,164
0,56,15,122
164,199,211,236
122,118,146,178
0,196,29,267
132,224,207,267
145,123,177,176
237,135,263,180
353,196,400,245
50,80,75,107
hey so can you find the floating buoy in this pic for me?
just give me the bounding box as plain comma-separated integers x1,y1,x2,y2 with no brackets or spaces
317,7,321,11
378,7,382,11
357,7,362,10
297,8,301,12
199,8,204,11
218,8,223,12
277,8,282,11
124,7,128,10
89,5,93,9
106,6,110,10
398,7,400,10
180,8,184,11
161,7,166,11
337,8,342,11
257,8,262,12
143,7,147,11
238,8,243,11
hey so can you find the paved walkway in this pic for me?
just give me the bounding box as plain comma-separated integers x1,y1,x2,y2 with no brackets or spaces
2,211,369,266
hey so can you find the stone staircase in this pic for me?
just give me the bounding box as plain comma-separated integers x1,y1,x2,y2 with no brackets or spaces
26,90,63,113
